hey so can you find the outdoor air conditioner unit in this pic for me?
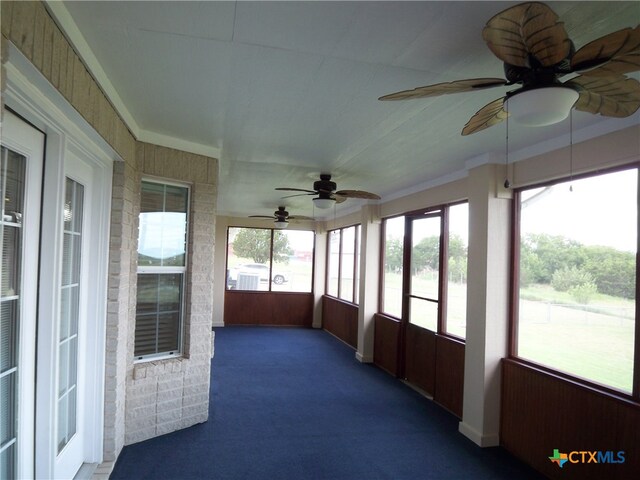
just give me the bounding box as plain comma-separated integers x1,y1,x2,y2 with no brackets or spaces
237,272,260,291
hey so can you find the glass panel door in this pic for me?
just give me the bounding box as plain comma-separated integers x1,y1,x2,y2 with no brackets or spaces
0,147,26,480
57,178,84,453
408,214,442,331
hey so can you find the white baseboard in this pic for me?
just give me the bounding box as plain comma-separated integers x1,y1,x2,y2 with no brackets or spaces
355,352,373,363
458,421,500,447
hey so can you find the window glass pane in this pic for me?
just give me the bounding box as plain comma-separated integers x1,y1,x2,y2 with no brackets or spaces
354,226,361,305
409,297,438,331
327,230,340,297
226,227,271,291
57,178,83,453
1,147,25,297
0,301,17,373
272,230,314,292
339,226,356,302
138,182,188,267
516,169,637,393
0,147,25,477
446,203,468,339
410,216,440,301
382,216,404,318
1,227,20,298
1,147,26,219
135,273,183,357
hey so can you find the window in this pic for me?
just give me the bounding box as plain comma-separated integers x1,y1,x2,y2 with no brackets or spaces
513,168,637,394
327,230,340,297
325,225,360,303
381,216,404,318
135,181,189,360
445,203,468,339
409,212,441,331
58,178,84,452
226,227,314,292
379,203,468,338
1,146,26,478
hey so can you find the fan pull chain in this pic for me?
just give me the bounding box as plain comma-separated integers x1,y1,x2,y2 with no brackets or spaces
504,112,511,189
569,110,574,192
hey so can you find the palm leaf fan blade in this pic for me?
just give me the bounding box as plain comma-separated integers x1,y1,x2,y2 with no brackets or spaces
565,75,640,117
462,97,508,136
571,26,640,76
275,187,316,193
280,193,316,199
378,78,507,101
335,190,381,200
483,2,570,67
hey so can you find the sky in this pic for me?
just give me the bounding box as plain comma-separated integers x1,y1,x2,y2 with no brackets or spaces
521,169,637,253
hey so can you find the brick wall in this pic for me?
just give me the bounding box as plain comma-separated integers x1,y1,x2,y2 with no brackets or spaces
125,143,217,444
1,0,218,462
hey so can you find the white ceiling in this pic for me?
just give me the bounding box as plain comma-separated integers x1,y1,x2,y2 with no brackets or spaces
58,1,640,219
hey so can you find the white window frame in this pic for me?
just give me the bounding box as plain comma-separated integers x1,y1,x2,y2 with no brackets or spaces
135,178,190,362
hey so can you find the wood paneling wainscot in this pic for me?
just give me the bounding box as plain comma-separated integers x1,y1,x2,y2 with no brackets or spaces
224,291,313,326
404,324,437,396
434,335,465,418
501,359,640,480
373,314,401,376
322,296,358,348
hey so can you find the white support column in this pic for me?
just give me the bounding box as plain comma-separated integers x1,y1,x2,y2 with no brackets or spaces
356,205,381,363
212,216,228,327
312,226,327,329
459,163,512,447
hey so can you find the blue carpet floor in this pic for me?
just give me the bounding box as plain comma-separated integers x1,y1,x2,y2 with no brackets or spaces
111,327,543,479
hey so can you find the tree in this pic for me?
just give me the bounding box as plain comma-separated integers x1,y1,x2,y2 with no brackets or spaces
520,233,584,283
232,228,292,264
569,281,598,304
448,234,467,261
551,266,595,292
385,237,404,272
272,231,294,263
583,245,635,299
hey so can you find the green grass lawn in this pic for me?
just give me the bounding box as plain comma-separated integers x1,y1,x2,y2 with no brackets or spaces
518,287,634,393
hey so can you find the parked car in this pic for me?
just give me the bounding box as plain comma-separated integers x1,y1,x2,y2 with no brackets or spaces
227,263,288,289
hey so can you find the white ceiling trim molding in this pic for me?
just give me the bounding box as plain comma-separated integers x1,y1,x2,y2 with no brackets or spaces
137,129,220,159
44,0,221,160
380,169,469,205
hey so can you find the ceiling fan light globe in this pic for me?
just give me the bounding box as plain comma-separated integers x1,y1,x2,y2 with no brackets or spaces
505,87,579,126
274,220,289,229
313,197,335,209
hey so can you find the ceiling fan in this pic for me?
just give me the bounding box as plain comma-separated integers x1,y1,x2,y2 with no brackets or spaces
276,174,381,209
249,206,313,228
379,2,640,135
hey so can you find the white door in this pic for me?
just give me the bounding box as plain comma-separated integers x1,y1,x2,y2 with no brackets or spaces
0,111,45,480
53,164,90,479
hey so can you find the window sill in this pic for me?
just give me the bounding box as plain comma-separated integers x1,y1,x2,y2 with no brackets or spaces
133,356,185,380
323,294,359,307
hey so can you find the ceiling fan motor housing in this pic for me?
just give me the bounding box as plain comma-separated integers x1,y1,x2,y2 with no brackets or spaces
314,174,337,196
275,207,289,217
